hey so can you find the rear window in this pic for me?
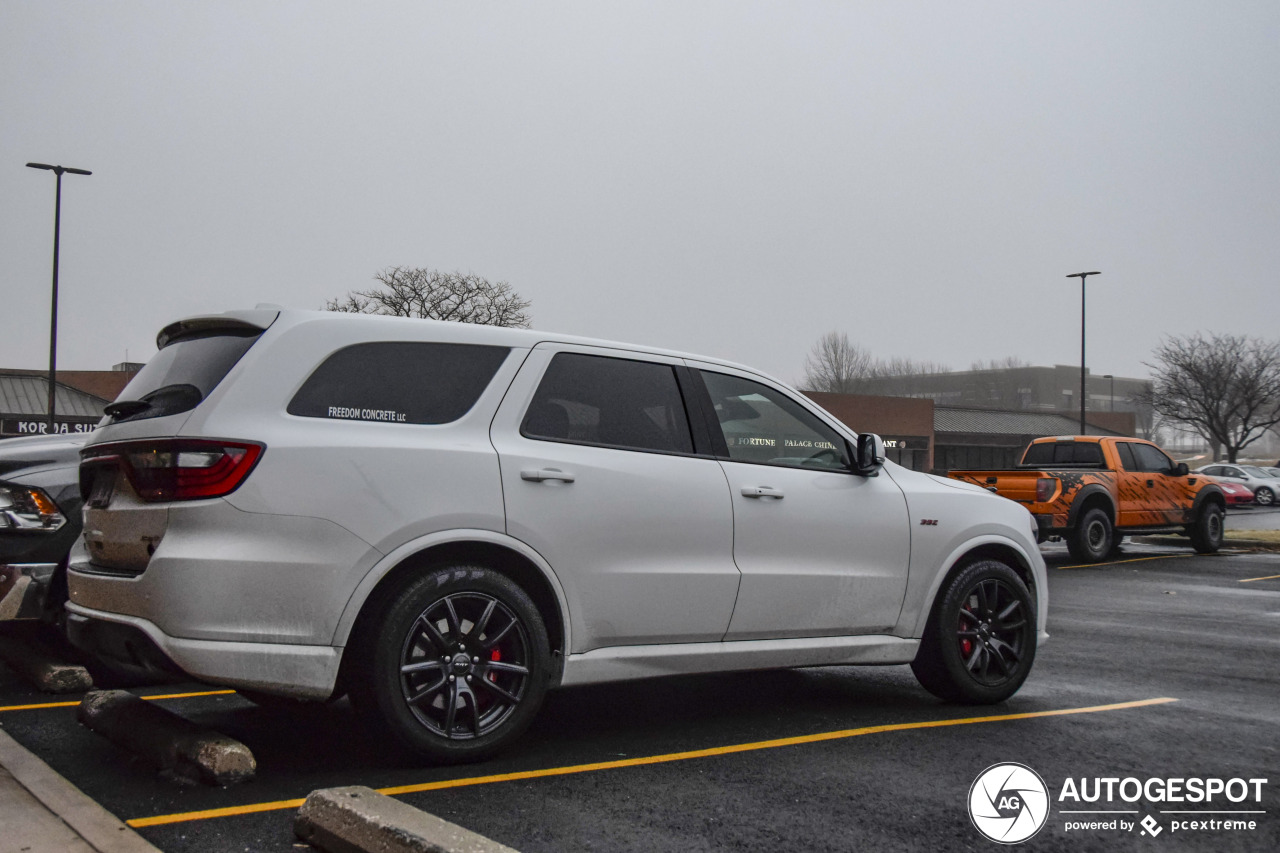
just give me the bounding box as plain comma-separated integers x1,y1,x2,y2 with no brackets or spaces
288,342,510,425
1021,441,1104,466
107,329,262,424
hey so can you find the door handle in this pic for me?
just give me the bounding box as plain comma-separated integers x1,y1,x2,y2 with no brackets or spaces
1147,480,1154,487
521,468,575,483
741,486,784,499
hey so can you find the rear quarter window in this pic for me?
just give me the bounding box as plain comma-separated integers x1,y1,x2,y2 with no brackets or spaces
288,342,510,425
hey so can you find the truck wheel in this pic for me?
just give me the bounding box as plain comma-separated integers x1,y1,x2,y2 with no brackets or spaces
349,565,552,763
1189,504,1224,554
1067,508,1112,562
911,560,1037,704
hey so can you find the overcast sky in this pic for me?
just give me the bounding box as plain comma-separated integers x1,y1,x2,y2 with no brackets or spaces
3,1,1277,388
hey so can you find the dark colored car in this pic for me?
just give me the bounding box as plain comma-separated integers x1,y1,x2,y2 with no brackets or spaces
0,433,89,623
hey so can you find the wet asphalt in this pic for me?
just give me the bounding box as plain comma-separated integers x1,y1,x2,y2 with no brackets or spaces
1,536,1277,852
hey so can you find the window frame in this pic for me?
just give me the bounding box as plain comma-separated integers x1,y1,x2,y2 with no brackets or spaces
687,367,856,473
517,351,707,459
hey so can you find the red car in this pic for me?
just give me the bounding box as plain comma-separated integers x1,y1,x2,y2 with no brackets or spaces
1204,476,1254,506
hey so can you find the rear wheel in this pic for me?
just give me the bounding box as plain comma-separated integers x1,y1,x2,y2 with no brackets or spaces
1256,487,1275,507
1189,503,1224,554
349,565,551,763
911,560,1037,704
1067,507,1113,562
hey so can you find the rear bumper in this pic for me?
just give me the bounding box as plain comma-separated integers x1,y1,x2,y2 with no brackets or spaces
64,602,343,700
0,562,57,620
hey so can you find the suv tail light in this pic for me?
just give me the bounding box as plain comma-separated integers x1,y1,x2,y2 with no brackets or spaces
81,440,264,503
1035,477,1057,503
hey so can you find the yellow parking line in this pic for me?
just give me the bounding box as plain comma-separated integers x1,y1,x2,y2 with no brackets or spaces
1058,554,1196,570
1239,573,1280,583
127,696,1178,828
0,689,237,714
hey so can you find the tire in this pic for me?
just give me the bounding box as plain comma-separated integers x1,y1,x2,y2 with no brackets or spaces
911,560,1037,704
349,565,551,763
1107,534,1125,557
1256,487,1275,507
1189,503,1224,554
1067,507,1113,562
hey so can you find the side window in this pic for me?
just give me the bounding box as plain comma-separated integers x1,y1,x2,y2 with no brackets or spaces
1202,466,1223,476
521,353,694,454
1131,443,1174,474
698,370,849,471
287,342,510,424
1115,442,1139,471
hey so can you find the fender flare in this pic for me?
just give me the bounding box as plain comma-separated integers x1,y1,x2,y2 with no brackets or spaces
1066,483,1115,529
909,533,1047,640
1189,484,1226,522
330,528,572,656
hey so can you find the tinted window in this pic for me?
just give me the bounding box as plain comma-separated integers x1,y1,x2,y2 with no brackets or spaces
1131,443,1174,473
108,329,262,423
1021,442,1104,466
1115,442,1139,471
699,371,849,471
521,353,693,454
288,342,509,424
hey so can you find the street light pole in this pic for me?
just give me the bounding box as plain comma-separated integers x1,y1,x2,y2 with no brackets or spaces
1066,271,1100,434
26,162,91,432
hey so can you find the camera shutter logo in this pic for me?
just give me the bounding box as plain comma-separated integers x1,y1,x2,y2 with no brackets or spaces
969,763,1050,844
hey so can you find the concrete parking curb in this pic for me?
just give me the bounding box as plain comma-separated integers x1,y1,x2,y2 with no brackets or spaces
0,634,94,693
295,785,520,853
0,726,161,853
77,689,256,786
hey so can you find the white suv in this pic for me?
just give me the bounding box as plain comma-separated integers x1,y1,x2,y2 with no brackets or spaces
68,308,1048,761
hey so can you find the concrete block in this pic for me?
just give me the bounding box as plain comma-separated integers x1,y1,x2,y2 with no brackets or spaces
295,786,519,853
77,689,255,786
0,634,94,693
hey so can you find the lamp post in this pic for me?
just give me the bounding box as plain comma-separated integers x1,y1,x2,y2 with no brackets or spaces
1103,374,1114,412
26,162,92,432
1066,271,1100,434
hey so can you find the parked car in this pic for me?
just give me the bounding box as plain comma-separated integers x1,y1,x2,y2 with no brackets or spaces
1193,464,1280,507
67,308,1049,762
1201,476,1256,507
0,433,89,623
1262,467,1280,481
949,436,1227,562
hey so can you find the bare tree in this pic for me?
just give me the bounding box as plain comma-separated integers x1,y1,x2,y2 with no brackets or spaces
802,331,950,395
327,267,532,328
1134,333,1280,462
802,331,874,393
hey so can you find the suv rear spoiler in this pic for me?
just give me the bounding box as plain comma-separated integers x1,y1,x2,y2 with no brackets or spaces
156,308,279,349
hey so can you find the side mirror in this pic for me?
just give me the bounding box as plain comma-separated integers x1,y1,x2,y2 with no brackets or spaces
854,433,886,475
1173,462,1189,477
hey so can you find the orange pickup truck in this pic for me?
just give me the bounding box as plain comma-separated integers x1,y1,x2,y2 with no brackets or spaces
949,435,1226,562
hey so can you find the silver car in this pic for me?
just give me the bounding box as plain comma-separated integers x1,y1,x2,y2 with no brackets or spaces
67,308,1049,762
1193,464,1280,506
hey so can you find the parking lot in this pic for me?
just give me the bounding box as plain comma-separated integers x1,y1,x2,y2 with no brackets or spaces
2,537,1278,852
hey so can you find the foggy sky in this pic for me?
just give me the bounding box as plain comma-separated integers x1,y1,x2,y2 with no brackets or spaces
3,1,1278,389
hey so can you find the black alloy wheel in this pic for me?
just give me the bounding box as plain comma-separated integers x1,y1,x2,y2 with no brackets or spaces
912,560,1037,704
398,591,531,740
350,565,551,763
1189,503,1224,554
1067,507,1113,562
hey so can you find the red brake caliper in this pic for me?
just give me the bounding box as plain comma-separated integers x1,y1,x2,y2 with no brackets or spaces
960,607,974,657
489,647,501,681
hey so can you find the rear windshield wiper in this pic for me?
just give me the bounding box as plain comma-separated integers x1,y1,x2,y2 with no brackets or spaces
103,384,203,423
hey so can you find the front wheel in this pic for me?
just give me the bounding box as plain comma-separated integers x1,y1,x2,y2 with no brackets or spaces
1189,504,1224,554
1067,507,1113,562
911,560,1037,704
1256,487,1275,507
349,565,551,763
